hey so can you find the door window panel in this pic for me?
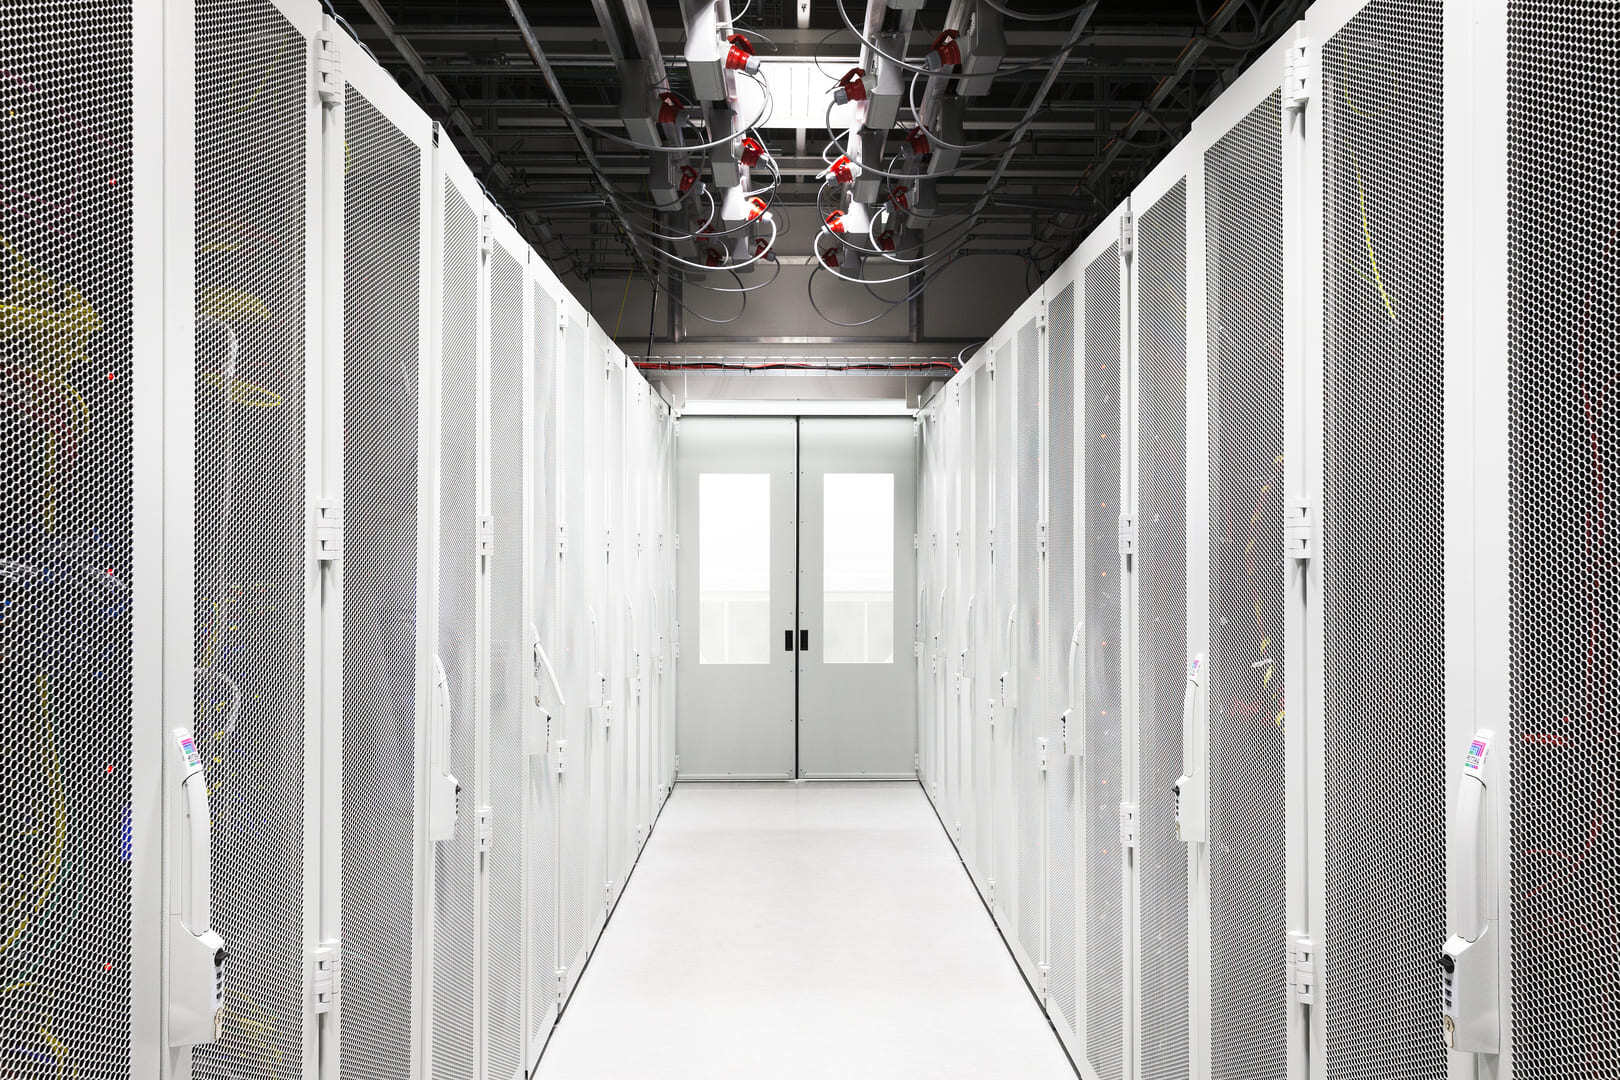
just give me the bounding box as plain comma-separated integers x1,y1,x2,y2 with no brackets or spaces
698,473,771,663
823,473,895,664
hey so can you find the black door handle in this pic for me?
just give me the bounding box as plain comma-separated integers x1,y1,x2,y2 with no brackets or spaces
785,629,794,652
799,629,809,652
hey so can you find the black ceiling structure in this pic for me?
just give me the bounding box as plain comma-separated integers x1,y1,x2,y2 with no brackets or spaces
332,0,1307,303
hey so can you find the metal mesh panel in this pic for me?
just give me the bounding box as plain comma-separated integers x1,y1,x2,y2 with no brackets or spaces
1015,318,1044,968
1082,242,1123,1080
993,342,1017,922
973,371,996,881
0,0,134,1074
192,2,308,1073
559,317,590,975
432,177,479,1079
1503,0,1620,1075
1045,284,1079,1031
1506,2,1620,1075
1204,89,1289,1080
604,362,625,889
528,282,558,1035
486,245,525,1080
1136,180,1190,1079
1320,3,1446,1077
339,89,421,1080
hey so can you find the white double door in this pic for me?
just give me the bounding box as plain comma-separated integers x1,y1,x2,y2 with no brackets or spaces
677,417,917,779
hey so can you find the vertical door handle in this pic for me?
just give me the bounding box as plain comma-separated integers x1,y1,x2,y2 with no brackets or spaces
785,629,795,652
799,629,809,652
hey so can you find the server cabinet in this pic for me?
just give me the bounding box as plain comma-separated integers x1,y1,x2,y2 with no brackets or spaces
426,132,483,1080
951,379,978,869
1079,208,1129,1080
483,212,530,1080
970,364,997,896
1299,2,1449,1079
191,0,321,1075
555,306,592,1001
1444,1,1620,1077
526,263,563,1067
583,321,612,940
1186,31,1294,1080
988,329,1019,938
1128,142,1195,1080
334,44,433,1080
1041,258,1083,1059
0,0,164,1074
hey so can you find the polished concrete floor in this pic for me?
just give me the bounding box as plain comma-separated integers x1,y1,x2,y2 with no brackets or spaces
535,781,1075,1079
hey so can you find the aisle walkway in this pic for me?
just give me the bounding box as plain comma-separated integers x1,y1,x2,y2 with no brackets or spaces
535,781,1075,1079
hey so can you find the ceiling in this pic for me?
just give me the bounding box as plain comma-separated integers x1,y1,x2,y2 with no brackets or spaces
332,0,1307,334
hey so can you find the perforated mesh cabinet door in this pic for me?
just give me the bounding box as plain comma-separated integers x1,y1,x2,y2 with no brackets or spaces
973,370,997,884
603,360,625,892
558,315,591,982
1135,180,1190,1079
1205,89,1289,1080
1082,243,1124,1080
1319,3,1447,1078
338,87,423,1080
993,342,1018,927
953,384,976,865
1045,283,1080,1034
1015,317,1045,973
1505,2,1620,1074
485,244,526,1080
528,281,558,1042
581,335,607,937
192,1,311,1074
0,0,135,1075
431,174,480,1079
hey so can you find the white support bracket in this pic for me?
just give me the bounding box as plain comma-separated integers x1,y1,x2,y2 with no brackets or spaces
315,27,343,107
1118,802,1138,850
310,939,340,1016
1288,931,1317,1005
474,806,493,855
316,498,343,562
1285,499,1313,562
1284,37,1313,113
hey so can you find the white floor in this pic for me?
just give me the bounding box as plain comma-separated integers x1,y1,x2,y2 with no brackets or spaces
535,781,1076,1079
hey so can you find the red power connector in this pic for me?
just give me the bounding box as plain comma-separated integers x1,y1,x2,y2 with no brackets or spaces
703,244,725,267
820,245,842,269
888,183,910,212
753,236,774,260
725,33,760,73
748,196,769,221
739,135,765,168
876,229,896,252
926,29,961,72
823,155,858,185
904,127,930,160
825,210,846,234
657,91,683,126
833,68,867,105
678,164,699,195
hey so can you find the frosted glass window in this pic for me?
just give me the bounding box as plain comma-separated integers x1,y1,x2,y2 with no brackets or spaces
823,473,895,664
699,473,771,664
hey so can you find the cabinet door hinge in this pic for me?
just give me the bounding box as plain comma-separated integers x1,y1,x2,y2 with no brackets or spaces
311,939,341,1015
315,27,343,107
316,498,344,562
477,515,494,556
1037,962,1050,998
475,806,493,854
1119,210,1136,258
1118,801,1138,850
1285,499,1313,562
1038,520,1048,557
478,217,494,258
555,738,568,778
1288,931,1317,1005
1284,37,1313,113
1118,513,1138,557
1036,736,1049,774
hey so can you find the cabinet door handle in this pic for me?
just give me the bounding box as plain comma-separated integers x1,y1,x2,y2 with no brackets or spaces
799,629,810,652
785,629,795,652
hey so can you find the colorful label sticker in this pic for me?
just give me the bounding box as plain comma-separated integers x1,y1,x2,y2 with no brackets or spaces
1464,735,1490,772
175,730,203,774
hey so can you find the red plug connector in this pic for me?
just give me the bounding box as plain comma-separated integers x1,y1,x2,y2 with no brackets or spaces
833,68,867,105
725,33,760,73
